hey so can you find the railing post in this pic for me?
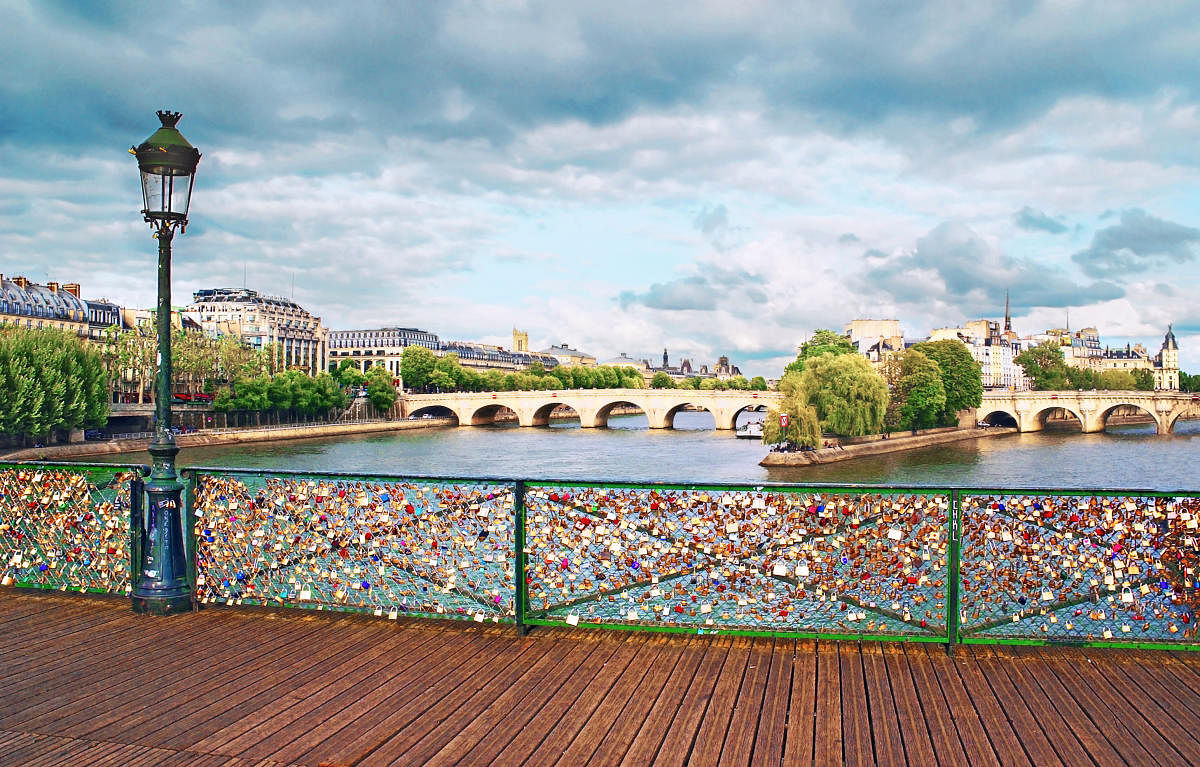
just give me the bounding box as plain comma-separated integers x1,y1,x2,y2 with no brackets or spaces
946,488,961,656
129,471,146,595
182,470,199,611
514,480,529,637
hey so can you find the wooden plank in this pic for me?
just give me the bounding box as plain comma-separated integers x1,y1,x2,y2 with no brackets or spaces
1004,646,1127,767
237,623,463,761
487,633,631,767
61,615,368,740
150,618,426,753
782,638,818,766
511,633,651,767
552,634,678,765
748,638,793,767
948,646,1030,767
1,615,252,730
1080,648,1200,765
838,642,873,767
964,646,1062,767
428,634,619,766
900,642,965,766
718,638,775,767
582,633,700,766
919,644,999,766
812,640,842,767
682,635,755,767
350,634,556,767
1041,646,1178,765
860,643,905,767
152,617,400,754
284,628,512,766
619,634,729,766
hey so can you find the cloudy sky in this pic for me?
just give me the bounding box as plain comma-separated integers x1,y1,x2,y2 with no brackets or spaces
3,1,1199,376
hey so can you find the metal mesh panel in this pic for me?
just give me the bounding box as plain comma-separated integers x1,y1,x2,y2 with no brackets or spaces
0,464,137,593
525,484,951,637
193,472,517,623
960,493,1200,644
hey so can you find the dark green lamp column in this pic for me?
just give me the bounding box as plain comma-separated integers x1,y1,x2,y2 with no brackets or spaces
130,110,201,615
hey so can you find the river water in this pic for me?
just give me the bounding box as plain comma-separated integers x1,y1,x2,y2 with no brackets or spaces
88,411,1200,491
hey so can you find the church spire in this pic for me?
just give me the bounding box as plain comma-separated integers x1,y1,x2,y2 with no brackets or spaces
1003,290,1011,333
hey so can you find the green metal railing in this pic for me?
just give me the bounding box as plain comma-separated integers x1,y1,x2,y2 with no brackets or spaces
521,482,952,641
2,462,1196,650
187,469,517,623
0,462,144,594
959,490,1200,648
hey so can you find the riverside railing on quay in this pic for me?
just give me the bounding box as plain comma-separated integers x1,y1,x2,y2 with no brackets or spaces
1,461,1197,650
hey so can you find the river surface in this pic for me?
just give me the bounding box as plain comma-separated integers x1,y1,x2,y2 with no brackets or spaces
86,411,1200,491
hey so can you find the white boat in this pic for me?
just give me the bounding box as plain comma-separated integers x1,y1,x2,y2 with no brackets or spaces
736,420,764,439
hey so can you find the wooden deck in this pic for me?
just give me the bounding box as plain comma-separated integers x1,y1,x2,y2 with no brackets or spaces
2,592,1200,766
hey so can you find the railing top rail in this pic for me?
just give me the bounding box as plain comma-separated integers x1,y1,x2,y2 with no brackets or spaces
2,460,150,475
170,464,1200,495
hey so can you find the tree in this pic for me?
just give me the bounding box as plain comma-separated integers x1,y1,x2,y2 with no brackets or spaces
334,359,367,388
366,365,398,412
435,352,466,389
784,329,857,374
1131,368,1154,391
650,371,674,389
799,353,888,436
527,361,545,377
1098,369,1137,390
726,375,750,390
400,345,437,391
0,327,108,441
1181,372,1200,393
1015,342,1071,391
749,376,768,391
679,376,702,390
896,350,946,430
908,339,982,423
761,372,821,448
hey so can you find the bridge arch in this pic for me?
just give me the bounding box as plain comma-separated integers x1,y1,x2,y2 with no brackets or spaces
1029,405,1084,432
591,400,648,429
406,405,460,425
466,403,520,426
979,409,1018,428
1097,402,1163,434
530,401,581,427
664,401,716,430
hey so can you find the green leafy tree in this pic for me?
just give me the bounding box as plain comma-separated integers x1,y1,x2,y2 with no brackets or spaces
334,359,367,388
527,361,545,376
619,367,646,389
908,339,982,423
749,376,768,391
650,371,674,389
679,376,702,390
726,375,750,390
400,345,437,391
366,365,398,412
0,328,108,440
1015,342,1071,391
435,352,467,388
1180,372,1200,393
896,350,946,430
761,371,821,448
784,329,857,374
1098,369,1137,390
1130,368,1154,391
699,377,728,390
429,369,456,392
799,353,888,436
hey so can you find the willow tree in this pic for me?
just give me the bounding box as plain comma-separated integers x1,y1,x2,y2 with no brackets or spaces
761,372,820,447
799,353,888,437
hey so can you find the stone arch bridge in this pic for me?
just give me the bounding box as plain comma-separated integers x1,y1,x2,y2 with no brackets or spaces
402,389,781,431
403,388,1200,435
979,390,1200,434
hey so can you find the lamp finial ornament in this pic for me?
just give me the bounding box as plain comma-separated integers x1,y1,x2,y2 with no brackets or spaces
156,110,182,128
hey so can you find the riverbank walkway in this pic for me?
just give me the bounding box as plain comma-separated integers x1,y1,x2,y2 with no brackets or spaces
3,591,1200,766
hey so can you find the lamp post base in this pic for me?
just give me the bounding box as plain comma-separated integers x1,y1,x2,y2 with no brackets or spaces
131,592,192,615
131,437,192,615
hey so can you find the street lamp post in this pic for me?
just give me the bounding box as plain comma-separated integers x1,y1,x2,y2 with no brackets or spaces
130,110,200,615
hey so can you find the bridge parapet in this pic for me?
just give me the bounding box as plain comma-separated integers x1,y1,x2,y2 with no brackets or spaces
980,390,1197,434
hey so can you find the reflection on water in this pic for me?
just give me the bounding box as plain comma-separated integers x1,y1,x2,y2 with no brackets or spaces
86,412,1200,491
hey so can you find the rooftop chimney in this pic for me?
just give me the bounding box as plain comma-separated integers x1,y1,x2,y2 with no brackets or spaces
63,283,80,298
13,276,29,289
47,281,59,293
